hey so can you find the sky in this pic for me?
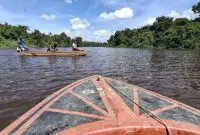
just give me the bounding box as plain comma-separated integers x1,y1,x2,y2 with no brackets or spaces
0,0,199,42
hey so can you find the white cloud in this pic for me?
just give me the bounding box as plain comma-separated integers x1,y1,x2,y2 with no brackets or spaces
100,12,116,20
143,17,156,26
168,10,180,19
100,7,133,20
62,29,112,42
94,29,111,36
168,9,197,19
69,17,90,29
94,29,113,42
40,14,56,21
65,0,72,4
142,9,197,27
65,29,81,38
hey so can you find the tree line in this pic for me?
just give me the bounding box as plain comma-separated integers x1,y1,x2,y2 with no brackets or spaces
0,2,199,49
0,24,105,48
108,2,200,49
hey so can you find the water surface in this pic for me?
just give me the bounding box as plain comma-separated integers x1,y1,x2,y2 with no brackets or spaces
0,47,200,130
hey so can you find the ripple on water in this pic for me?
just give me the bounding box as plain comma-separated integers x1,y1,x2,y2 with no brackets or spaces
0,48,200,130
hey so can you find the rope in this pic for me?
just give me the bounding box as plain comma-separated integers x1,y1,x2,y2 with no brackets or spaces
107,81,171,135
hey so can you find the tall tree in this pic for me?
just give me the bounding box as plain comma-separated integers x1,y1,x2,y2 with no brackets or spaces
75,37,82,47
192,2,200,22
153,16,173,32
192,2,200,14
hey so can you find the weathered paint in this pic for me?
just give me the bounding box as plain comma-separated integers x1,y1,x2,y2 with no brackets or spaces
1,75,199,135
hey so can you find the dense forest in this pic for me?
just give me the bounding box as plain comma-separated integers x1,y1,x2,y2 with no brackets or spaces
108,2,200,49
0,25,105,48
0,2,199,49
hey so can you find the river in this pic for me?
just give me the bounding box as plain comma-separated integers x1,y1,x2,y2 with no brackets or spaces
0,47,200,130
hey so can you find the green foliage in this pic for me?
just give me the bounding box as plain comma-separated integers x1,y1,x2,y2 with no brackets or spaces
192,2,200,14
153,16,173,32
174,18,191,26
0,23,103,48
0,2,199,50
107,2,200,49
192,2,200,22
75,37,83,47
82,41,107,47
108,16,200,49
0,39,17,48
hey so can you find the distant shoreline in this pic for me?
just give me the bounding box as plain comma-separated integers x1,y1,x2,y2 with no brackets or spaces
0,46,198,51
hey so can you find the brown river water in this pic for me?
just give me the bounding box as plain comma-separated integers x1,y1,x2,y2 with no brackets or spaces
0,47,200,130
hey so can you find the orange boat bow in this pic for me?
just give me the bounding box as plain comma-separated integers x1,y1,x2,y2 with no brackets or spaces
1,76,200,135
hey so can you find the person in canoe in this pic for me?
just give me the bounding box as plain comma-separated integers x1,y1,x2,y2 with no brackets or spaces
17,37,29,52
72,41,83,51
47,44,58,52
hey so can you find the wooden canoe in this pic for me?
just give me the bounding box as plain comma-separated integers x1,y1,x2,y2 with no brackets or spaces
1,76,200,135
19,51,87,57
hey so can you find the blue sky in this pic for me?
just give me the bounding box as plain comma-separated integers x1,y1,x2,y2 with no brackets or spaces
0,0,199,42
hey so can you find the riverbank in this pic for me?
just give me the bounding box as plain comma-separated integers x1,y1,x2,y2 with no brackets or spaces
0,23,106,49
0,40,38,49
108,17,200,49
1,19,200,49
0,38,107,49
1,21,200,50
0,43,199,50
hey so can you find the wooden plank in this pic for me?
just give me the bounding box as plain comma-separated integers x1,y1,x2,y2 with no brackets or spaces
19,51,87,57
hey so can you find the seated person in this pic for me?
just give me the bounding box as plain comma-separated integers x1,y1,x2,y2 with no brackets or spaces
72,41,82,51
17,37,29,52
47,47,51,52
47,44,58,52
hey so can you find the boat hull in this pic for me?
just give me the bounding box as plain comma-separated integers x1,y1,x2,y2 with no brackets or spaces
1,76,199,135
19,51,87,57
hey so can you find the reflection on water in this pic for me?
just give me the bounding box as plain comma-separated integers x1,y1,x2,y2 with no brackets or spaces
47,57,57,64
0,47,200,130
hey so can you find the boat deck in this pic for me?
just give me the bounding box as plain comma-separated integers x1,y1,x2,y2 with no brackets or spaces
1,76,200,135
